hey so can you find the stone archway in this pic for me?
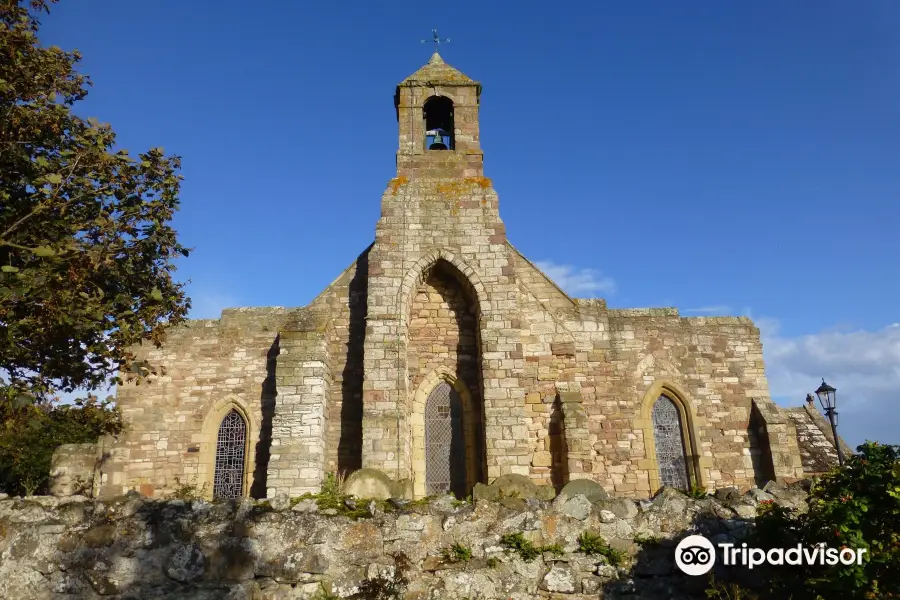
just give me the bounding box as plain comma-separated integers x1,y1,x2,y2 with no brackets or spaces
404,258,486,498
198,396,256,499
636,381,709,494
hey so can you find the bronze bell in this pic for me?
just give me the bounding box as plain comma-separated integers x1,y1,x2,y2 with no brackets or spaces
427,129,448,150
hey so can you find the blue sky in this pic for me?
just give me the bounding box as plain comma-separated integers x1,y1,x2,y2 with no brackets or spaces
41,1,899,446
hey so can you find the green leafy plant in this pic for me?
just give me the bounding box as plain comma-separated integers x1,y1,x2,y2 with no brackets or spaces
751,442,900,599
0,0,191,408
441,542,472,563
0,396,124,495
293,471,375,519
541,543,564,556
403,495,434,510
577,531,627,566
704,576,760,599
633,532,662,546
486,556,499,568
500,532,541,561
451,494,472,508
168,476,208,501
499,532,562,562
309,584,340,600
320,471,347,497
688,484,709,499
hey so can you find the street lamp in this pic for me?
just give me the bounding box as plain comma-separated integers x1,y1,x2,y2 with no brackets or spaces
814,379,843,466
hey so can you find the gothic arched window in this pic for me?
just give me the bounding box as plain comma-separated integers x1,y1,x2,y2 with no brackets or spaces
424,381,467,497
651,395,690,490
213,409,247,499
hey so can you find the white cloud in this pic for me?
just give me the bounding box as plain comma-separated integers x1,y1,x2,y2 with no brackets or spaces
684,305,733,315
535,261,617,296
759,318,900,447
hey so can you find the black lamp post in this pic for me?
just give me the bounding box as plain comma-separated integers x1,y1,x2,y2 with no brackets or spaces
814,379,843,466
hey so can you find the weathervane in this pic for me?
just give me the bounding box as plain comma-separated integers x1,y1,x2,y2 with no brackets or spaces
421,28,450,53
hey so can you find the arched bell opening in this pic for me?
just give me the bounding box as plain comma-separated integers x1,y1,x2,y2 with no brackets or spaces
423,95,454,150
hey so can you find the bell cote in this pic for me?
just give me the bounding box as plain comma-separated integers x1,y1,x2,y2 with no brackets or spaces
394,52,484,178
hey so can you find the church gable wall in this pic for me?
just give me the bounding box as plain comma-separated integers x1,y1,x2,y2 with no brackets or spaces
107,308,288,498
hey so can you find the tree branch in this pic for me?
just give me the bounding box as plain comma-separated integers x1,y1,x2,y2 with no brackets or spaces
0,155,80,240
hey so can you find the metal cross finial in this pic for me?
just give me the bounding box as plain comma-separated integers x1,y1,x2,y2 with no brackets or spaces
422,28,450,53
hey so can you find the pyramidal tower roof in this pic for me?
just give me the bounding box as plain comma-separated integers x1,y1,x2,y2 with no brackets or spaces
399,52,477,86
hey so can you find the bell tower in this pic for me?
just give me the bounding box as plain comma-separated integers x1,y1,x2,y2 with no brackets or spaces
394,52,484,178
361,51,531,496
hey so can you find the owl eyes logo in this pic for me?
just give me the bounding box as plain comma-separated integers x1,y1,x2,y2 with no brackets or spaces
675,535,716,575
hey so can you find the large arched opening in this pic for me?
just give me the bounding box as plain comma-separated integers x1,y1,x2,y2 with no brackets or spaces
407,259,484,498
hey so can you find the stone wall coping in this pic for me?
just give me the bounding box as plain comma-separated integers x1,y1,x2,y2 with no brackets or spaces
793,404,855,457
607,310,759,328
608,308,680,317
304,244,373,310
506,241,576,308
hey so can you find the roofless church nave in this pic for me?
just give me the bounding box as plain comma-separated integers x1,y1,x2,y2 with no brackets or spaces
52,50,845,501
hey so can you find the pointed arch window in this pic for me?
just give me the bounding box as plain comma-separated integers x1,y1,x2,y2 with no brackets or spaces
213,409,247,499
651,395,690,490
424,381,467,497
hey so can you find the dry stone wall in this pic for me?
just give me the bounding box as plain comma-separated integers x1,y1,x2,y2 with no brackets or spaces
0,481,811,599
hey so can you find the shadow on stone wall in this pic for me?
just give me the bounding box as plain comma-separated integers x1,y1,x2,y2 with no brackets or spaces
748,402,777,488
549,394,569,492
413,261,485,495
600,489,758,598
445,263,485,492
0,480,811,598
338,248,369,475
250,336,279,499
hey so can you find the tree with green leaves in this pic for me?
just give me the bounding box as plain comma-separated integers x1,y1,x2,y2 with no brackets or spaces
0,0,191,405
0,395,124,495
753,442,900,599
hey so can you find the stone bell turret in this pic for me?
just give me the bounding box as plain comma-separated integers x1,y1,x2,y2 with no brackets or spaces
394,51,483,178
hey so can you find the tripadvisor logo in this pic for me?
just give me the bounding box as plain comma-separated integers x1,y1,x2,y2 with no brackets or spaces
675,535,716,576
674,534,867,576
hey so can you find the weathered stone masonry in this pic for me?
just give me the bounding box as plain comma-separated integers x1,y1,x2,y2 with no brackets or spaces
0,480,814,600
63,51,845,502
